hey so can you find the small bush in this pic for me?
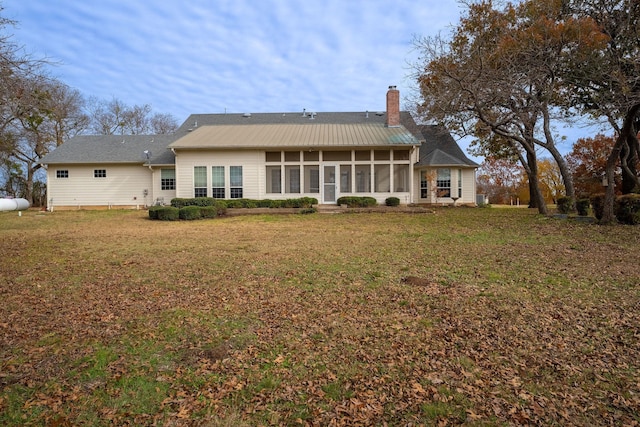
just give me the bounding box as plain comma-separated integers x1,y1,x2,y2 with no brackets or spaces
179,206,202,220
385,197,400,207
200,206,218,218
590,194,606,220
576,199,590,216
299,207,317,214
155,206,179,221
337,196,377,207
148,205,163,219
556,196,574,214
615,194,640,225
214,200,227,216
171,197,216,208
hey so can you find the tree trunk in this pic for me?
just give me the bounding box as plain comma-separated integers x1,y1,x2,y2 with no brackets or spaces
602,106,640,223
547,144,576,208
526,149,548,215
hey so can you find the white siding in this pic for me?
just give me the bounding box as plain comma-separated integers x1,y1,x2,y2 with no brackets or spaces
150,168,177,206
413,167,477,205
175,150,262,199
47,164,153,208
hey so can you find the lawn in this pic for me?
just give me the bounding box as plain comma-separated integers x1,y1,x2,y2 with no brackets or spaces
1,207,639,426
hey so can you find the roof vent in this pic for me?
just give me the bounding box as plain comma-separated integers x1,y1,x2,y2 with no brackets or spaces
194,121,198,128
243,113,251,118
375,111,385,116
309,112,316,119
366,111,369,118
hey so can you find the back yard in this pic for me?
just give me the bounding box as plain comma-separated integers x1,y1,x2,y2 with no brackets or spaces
0,208,638,426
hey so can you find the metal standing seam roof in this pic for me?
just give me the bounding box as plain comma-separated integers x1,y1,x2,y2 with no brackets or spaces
168,123,421,149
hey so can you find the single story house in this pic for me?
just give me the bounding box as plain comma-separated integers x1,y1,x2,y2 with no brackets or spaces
39,87,478,209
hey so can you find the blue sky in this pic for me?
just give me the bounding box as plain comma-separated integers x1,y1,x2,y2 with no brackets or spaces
5,1,458,120
4,1,603,159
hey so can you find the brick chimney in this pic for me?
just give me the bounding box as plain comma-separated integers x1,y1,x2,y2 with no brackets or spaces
385,85,400,127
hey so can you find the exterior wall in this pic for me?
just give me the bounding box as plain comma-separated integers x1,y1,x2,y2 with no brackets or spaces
150,167,177,205
46,164,154,209
413,167,477,205
175,150,262,199
175,147,418,204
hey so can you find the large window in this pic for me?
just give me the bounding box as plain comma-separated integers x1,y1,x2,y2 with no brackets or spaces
420,170,429,199
304,165,320,193
340,165,351,193
374,164,390,192
458,169,462,198
285,166,300,193
56,170,69,179
394,164,409,192
211,166,225,198
266,166,281,193
355,165,371,192
230,166,243,198
437,168,451,198
194,166,207,197
161,169,175,190
94,169,106,178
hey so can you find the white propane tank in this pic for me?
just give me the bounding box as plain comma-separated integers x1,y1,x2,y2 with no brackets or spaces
0,198,31,211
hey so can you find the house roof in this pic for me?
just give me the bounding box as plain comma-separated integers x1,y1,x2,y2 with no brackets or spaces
415,125,479,168
169,122,421,149
39,135,176,165
175,111,420,134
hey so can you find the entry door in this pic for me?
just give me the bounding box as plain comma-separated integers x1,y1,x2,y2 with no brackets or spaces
323,165,336,203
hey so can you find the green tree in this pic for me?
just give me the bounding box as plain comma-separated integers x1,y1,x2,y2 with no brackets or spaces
412,0,607,214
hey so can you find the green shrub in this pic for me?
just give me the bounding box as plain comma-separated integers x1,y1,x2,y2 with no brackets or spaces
155,206,179,221
337,196,377,207
556,196,574,214
590,194,606,220
385,197,400,207
299,207,317,214
179,206,202,220
214,200,227,216
171,197,216,208
200,206,218,218
148,205,163,219
615,194,640,225
576,199,590,216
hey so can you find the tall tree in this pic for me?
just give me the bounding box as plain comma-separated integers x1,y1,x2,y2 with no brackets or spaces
566,134,619,197
561,0,640,222
87,97,178,135
412,0,607,214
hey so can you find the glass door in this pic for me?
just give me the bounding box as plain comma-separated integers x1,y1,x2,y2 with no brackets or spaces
323,165,336,203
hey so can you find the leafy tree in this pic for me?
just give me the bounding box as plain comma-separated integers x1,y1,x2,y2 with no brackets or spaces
538,158,565,204
412,0,607,215
477,156,525,204
562,0,640,222
566,134,620,197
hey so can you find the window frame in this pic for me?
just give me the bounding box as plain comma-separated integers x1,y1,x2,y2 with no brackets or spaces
94,169,106,178
56,170,69,179
160,168,175,191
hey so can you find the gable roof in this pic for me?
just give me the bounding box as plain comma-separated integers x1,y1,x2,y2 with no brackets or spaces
416,125,479,167
169,122,420,149
39,135,176,165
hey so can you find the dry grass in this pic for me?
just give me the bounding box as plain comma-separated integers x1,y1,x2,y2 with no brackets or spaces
1,207,639,426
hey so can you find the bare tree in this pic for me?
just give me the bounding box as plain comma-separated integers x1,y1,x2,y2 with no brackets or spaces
87,97,178,135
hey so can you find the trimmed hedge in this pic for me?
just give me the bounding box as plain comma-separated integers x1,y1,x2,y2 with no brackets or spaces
220,197,317,209
154,206,179,221
385,197,400,207
179,205,203,220
336,196,377,207
615,194,640,225
590,194,606,220
576,199,590,216
171,197,216,208
556,196,574,214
